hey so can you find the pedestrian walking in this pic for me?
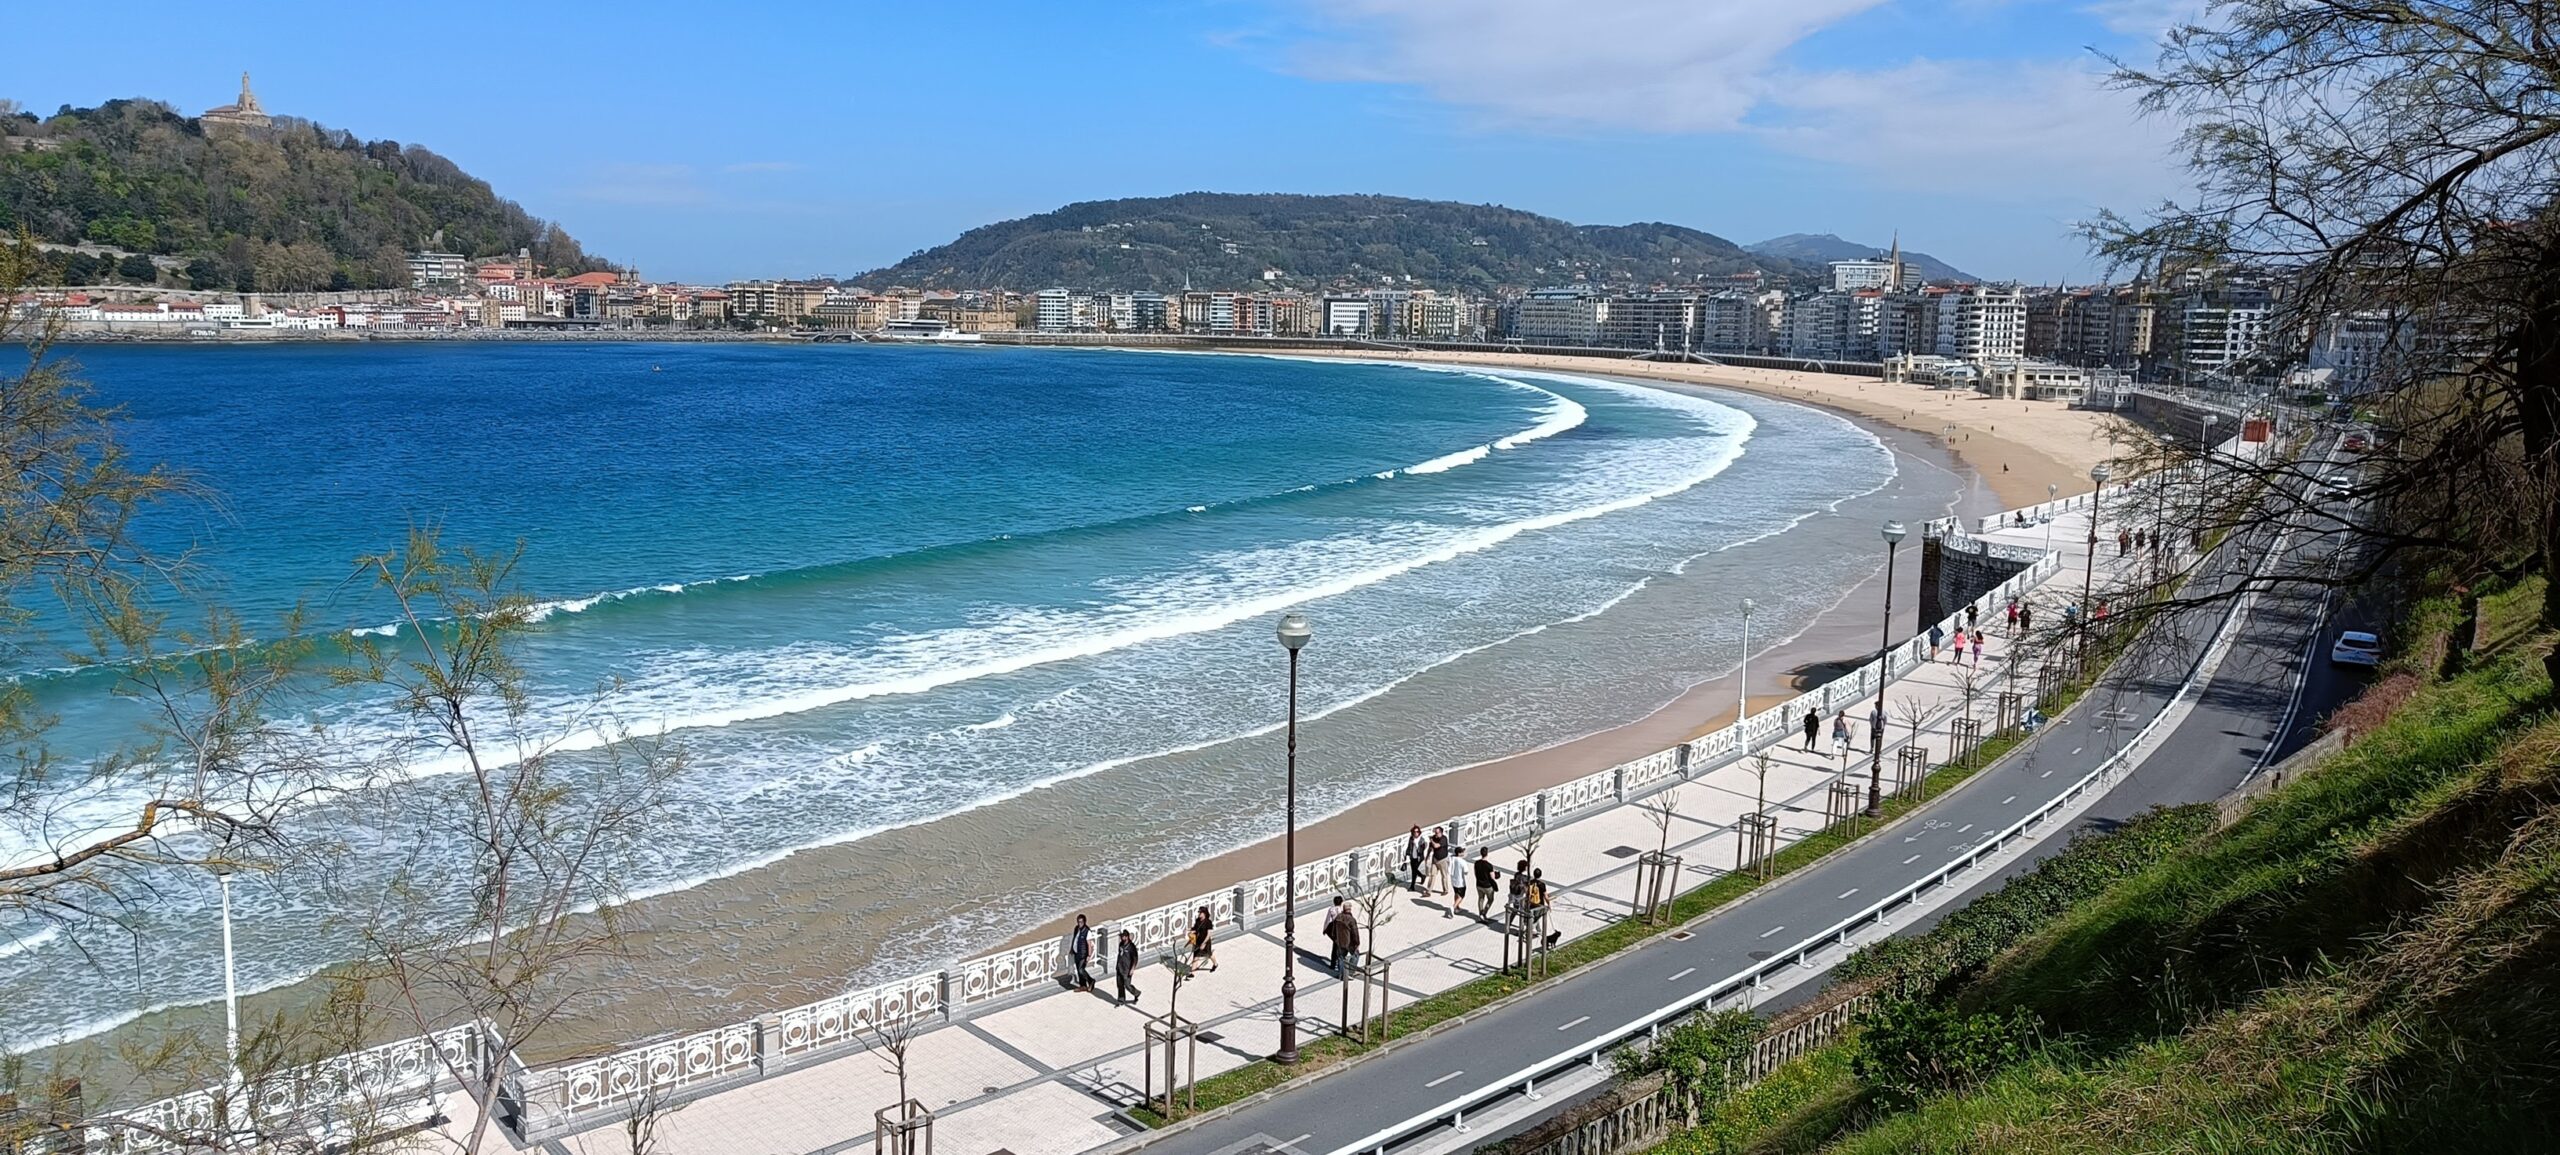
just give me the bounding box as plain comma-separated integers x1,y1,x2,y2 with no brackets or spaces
1869,701,1886,753
1342,905,1363,968
2006,598,2020,629
2118,528,2132,555
1323,896,1350,972
1070,914,1095,990
1966,603,1979,632
1507,858,1530,923
1971,633,1984,665
1447,844,1467,917
2019,604,2034,634
1529,870,1561,950
1188,905,1218,972
1114,930,1140,1004
1404,824,1426,891
1473,847,1499,918
1928,624,1945,662
1802,708,1821,752
1831,712,1851,761
1950,626,1967,662
1426,826,1452,894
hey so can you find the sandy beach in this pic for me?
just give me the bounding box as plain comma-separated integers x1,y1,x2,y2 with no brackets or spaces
41,365,2114,1073
1265,349,2114,512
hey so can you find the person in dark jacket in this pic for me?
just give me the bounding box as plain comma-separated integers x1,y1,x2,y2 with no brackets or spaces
1802,708,1821,752
1070,914,1095,990
1114,930,1140,1004
1473,848,1499,918
1189,905,1219,971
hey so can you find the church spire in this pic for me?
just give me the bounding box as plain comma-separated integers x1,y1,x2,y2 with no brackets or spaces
1887,231,1905,291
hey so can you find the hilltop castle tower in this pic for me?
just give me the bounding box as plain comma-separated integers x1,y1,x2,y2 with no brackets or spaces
202,73,271,131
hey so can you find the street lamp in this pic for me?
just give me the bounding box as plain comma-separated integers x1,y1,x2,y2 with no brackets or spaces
1867,520,1906,816
2043,482,2059,554
2082,464,2112,650
217,869,241,1085
1272,612,1312,1065
1735,598,1756,740
2196,415,2218,549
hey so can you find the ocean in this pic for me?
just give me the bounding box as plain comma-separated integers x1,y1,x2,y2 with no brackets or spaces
0,342,1956,1049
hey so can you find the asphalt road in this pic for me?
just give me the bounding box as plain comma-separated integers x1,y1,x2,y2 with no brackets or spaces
1144,454,2337,1155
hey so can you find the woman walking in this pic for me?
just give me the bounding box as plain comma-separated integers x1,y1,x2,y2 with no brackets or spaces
1831,711,1852,763
1189,906,1219,972
1802,708,1821,752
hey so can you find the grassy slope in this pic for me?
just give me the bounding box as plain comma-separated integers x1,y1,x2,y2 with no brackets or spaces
1637,579,2560,1154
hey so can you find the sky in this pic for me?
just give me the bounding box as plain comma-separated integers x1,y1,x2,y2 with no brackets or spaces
5,0,2205,285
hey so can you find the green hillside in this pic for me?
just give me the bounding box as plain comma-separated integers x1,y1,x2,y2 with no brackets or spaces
0,97,607,291
851,192,1805,293
1631,578,2560,1154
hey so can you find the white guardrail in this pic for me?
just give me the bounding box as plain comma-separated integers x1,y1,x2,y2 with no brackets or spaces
1319,511,2276,1155
78,513,2076,1146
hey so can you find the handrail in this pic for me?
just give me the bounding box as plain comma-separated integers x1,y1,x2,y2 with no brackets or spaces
1318,509,2275,1155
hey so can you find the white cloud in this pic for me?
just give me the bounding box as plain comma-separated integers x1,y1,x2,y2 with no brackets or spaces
1290,0,1889,134
1282,0,2185,205
1760,58,2182,203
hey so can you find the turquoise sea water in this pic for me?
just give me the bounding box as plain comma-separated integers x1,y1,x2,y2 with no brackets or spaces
0,343,1947,1046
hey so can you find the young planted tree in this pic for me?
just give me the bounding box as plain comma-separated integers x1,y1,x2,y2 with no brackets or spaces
1634,786,1684,923
864,1008,928,1155
330,535,682,1155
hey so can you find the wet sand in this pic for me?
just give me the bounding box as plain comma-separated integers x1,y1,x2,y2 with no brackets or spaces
41,378,2003,1073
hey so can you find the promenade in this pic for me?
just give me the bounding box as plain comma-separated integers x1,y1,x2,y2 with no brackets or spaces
414,496,2167,1155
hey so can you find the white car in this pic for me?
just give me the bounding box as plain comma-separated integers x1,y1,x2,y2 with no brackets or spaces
2325,474,2353,497
2330,630,2382,667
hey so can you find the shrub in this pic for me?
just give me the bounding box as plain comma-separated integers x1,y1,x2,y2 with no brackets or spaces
1849,996,2040,1107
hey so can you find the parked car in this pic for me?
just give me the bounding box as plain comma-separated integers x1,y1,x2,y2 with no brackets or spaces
2330,630,2382,667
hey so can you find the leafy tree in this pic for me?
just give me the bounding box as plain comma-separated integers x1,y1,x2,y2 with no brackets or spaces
2092,1,2560,675
115,253,155,283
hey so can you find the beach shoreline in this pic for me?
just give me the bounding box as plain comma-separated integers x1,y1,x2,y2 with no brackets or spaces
29,360,2104,1072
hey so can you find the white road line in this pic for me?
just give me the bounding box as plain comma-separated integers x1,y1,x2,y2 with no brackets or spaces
1667,967,1696,981
1759,925,1785,938
1557,1016,1591,1031
1957,823,1974,833
1902,853,1921,864
2001,795,2017,805
2071,747,2083,755
1837,888,1859,899
1282,1136,1312,1150
2041,770,2053,778
1426,1070,1465,1088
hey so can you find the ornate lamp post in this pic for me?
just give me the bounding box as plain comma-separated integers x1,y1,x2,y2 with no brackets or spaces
1735,598,1755,741
2043,482,2059,553
1867,521,1906,816
1273,612,1312,1064
2082,464,2112,652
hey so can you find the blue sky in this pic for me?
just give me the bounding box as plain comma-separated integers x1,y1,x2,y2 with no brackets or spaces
4,1,2198,284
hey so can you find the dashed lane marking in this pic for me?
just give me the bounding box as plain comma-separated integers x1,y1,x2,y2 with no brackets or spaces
1668,967,1696,981
1558,1016,1591,1031
1903,854,1921,864
1838,888,1860,899
1426,1070,1465,1088
1759,925,1786,938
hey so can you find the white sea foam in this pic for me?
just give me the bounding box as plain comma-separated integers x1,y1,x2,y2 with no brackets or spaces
961,712,1015,732
1186,505,1208,513
1403,445,1490,475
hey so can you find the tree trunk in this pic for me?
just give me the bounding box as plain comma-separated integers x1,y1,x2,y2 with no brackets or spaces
2523,271,2560,688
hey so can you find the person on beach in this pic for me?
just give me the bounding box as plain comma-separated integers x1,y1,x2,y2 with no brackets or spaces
1474,848,1499,918
1404,824,1426,891
1189,906,1218,972
1115,930,1140,1004
1070,914,1095,990
1802,708,1821,752
1928,624,1945,662
1448,845,1466,917
1831,712,1851,761
1427,826,1451,894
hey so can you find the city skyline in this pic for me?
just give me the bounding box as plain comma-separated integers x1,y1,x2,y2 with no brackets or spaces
2,1,2195,285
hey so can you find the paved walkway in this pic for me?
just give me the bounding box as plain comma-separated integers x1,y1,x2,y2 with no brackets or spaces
429,503,2166,1155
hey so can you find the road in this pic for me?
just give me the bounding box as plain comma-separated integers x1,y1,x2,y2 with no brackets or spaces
1140,445,2350,1155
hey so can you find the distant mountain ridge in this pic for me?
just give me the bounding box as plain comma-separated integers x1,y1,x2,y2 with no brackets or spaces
851,193,1811,293
1745,232,1980,285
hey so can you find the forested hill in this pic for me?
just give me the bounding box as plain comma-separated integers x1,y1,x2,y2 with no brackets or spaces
852,193,1804,293
0,98,609,291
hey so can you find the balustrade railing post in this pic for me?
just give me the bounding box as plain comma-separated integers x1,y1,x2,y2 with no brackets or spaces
1233,884,1253,929
1613,765,1628,801
754,1015,776,1075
